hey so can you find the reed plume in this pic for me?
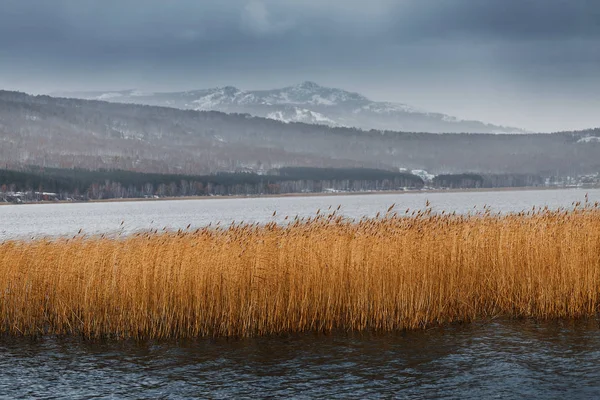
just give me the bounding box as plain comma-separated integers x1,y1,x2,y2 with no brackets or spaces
1,203,599,339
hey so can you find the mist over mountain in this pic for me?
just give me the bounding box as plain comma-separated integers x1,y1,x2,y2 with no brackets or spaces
54,82,525,134
2,90,598,179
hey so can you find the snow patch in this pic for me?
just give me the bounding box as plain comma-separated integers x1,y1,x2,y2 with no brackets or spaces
578,136,600,143
266,111,288,122
97,92,124,100
191,87,243,110
237,93,257,104
266,108,336,125
361,102,422,114
310,95,335,106
305,110,336,124
411,169,435,182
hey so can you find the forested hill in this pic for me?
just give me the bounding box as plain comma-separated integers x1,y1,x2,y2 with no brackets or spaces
1,90,599,177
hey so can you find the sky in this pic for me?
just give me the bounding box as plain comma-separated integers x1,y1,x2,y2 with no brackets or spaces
1,0,599,132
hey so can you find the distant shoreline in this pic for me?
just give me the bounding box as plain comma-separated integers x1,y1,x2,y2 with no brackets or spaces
1,185,596,207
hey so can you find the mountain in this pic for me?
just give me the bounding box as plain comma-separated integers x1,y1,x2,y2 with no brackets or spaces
53,82,525,134
1,90,597,178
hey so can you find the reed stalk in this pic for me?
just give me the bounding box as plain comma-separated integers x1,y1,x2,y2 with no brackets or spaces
1,203,599,339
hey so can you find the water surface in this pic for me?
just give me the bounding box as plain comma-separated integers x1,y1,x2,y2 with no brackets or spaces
1,319,599,399
2,188,599,398
1,188,598,240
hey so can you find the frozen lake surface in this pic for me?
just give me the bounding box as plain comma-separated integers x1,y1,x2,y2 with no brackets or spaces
1,188,599,240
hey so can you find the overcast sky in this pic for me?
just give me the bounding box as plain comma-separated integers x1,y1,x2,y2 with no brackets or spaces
1,0,599,132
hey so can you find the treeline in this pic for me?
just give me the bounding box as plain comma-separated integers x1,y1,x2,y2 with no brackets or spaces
433,173,544,189
0,167,424,201
275,167,423,193
0,165,555,203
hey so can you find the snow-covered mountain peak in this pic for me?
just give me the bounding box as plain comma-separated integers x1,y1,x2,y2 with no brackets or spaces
189,86,246,109
218,86,242,96
260,82,370,107
293,81,322,91
54,83,526,133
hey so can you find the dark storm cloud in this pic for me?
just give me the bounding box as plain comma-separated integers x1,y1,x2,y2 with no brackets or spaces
3,0,598,59
391,0,600,41
1,0,599,131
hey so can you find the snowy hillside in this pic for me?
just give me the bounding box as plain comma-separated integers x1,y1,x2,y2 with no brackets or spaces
54,82,525,133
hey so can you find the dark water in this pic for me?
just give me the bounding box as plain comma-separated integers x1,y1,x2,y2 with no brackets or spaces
2,319,599,399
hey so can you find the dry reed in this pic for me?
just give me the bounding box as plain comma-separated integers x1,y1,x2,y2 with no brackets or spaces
1,201,600,339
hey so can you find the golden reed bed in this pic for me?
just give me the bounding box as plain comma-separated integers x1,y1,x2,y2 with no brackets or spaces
1,202,599,339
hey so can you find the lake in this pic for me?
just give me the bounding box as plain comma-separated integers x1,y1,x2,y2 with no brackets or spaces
1,319,599,398
1,188,599,240
1,188,599,398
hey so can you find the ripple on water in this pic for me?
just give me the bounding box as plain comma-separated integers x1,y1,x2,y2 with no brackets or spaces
1,319,600,398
